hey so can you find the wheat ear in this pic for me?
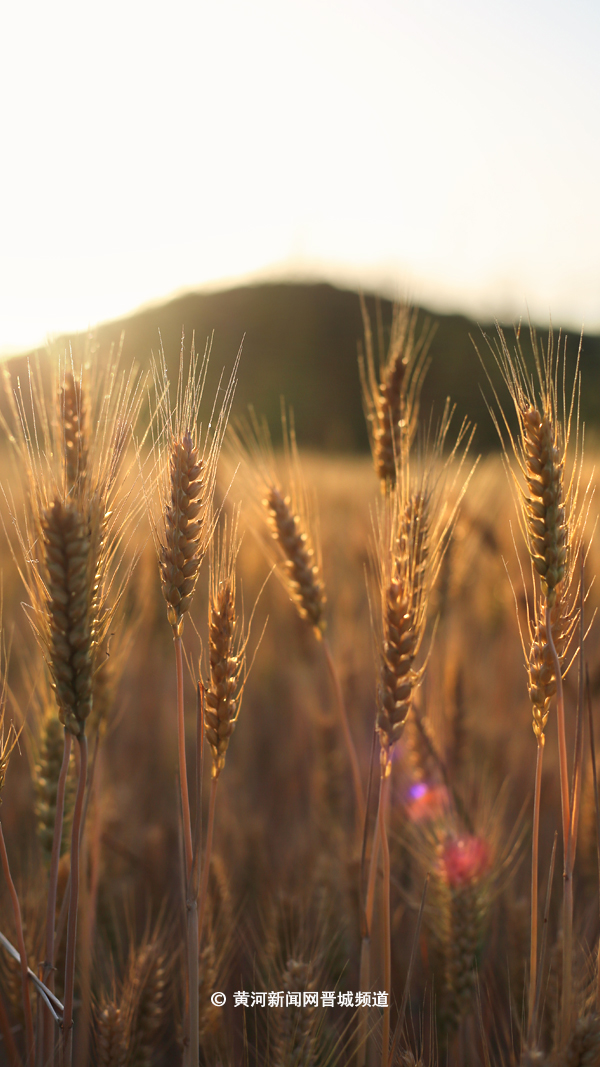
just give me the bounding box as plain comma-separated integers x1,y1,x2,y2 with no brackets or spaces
203,518,246,781
126,940,169,1067
35,699,74,868
271,958,320,1067
359,298,433,488
42,500,94,738
159,431,207,633
264,484,326,633
377,492,429,759
95,998,127,1067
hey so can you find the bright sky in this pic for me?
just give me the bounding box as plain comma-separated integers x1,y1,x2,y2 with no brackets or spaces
1,0,599,354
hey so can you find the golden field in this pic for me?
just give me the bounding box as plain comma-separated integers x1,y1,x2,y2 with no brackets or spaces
0,330,599,1067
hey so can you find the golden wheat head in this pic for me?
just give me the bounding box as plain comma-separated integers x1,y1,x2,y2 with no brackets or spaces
230,407,326,637
359,297,434,488
480,325,591,610
1,345,145,735
149,335,239,634
203,512,248,778
375,405,475,760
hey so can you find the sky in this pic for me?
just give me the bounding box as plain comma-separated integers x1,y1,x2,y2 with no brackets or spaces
1,0,599,354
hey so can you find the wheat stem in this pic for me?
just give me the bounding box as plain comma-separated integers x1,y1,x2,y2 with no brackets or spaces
379,769,391,1067
529,737,544,1033
561,865,574,1049
61,735,88,1067
174,633,193,879
322,637,365,834
174,631,194,1063
53,735,99,967
357,770,383,1067
545,603,572,1045
42,728,72,1066
0,986,22,1067
74,766,102,1067
546,605,570,854
187,899,199,1067
0,821,34,1066
197,776,218,947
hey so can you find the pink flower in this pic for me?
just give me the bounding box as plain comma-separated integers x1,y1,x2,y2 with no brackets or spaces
440,834,491,887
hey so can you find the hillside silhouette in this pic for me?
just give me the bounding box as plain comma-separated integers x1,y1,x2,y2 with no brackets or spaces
9,282,600,452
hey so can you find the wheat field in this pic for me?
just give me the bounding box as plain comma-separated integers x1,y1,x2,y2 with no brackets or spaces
0,318,599,1067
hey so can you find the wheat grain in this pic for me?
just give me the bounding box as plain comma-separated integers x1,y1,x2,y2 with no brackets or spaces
203,517,247,779
230,409,327,638
527,598,568,745
42,499,94,737
159,431,207,632
374,407,475,763
377,492,431,757
522,406,567,604
265,484,326,634
34,701,75,865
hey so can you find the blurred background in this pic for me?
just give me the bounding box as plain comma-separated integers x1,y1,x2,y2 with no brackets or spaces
1,0,600,450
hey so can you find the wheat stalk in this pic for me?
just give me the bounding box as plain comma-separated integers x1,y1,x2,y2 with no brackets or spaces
147,337,238,1067
1,348,144,1066
0,707,34,1066
480,324,592,1044
149,337,238,869
363,406,475,1067
231,409,366,836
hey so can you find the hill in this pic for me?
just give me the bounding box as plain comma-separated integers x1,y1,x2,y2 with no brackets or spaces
9,282,600,452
